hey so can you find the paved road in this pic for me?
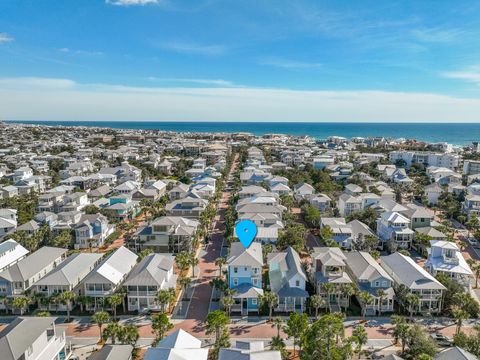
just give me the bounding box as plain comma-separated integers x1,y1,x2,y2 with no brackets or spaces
171,153,240,335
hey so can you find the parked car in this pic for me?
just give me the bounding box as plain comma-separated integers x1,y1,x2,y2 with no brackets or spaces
430,333,453,347
468,237,480,248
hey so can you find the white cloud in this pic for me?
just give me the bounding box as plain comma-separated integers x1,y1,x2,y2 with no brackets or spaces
442,70,480,85
0,33,14,43
411,27,464,43
261,57,323,69
147,77,236,87
58,48,104,56
0,77,76,90
154,41,227,56
1,76,480,122
106,0,160,6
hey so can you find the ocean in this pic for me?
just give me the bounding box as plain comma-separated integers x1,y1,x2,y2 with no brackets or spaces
6,120,480,145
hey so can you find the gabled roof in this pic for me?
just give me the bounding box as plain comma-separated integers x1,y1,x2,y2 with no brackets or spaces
227,242,263,267
312,247,346,266
0,240,29,272
0,246,67,282
268,247,308,296
157,329,201,349
381,211,410,224
123,253,175,287
90,345,134,360
435,346,478,360
0,317,58,360
380,252,446,291
415,226,446,239
83,246,138,286
144,348,208,360
345,251,393,283
35,253,102,287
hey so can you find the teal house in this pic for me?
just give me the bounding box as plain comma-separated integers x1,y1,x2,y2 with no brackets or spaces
226,242,264,315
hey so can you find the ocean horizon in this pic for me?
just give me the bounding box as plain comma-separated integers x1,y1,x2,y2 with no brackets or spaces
6,120,480,145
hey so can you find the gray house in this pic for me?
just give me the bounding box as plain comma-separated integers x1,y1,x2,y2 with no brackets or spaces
345,251,395,315
83,246,138,311
0,247,67,305
34,253,103,311
267,247,308,313
380,252,446,314
123,254,177,312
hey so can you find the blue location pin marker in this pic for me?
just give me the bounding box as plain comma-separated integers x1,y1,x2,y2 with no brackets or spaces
235,220,257,249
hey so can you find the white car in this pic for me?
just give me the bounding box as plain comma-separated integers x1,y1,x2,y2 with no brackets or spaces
468,237,479,248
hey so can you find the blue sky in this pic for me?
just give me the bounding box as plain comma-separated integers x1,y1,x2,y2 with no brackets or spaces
1,0,480,122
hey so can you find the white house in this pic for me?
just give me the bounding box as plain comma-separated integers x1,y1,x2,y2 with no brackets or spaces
0,240,29,273
425,240,472,290
0,317,71,360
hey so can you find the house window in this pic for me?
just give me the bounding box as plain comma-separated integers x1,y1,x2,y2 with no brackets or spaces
233,278,238,286
252,298,257,305
375,281,380,287
233,267,238,273
382,281,388,287
253,278,258,286
244,267,247,271
295,280,300,287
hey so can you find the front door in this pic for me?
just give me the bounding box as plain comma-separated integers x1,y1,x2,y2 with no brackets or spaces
242,298,248,315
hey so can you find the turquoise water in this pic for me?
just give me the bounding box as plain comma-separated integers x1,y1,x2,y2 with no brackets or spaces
6,120,480,145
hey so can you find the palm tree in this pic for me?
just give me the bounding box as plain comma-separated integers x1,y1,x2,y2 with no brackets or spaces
190,255,199,277
117,287,128,313
451,293,471,335
467,259,480,288
59,291,76,322
220,289,236,317
12,296,30,315
156,289,175,313
151,312,173,345
215,257,226,278
405,293,420,321
49,293,60,312
118,324,139,346
358,291,373,318
392,315,410,354
270,336,288,359
310,294,325,318
76,295,89,313
209,278,227,300
32,292,46,309
321,283,336,313
376,289,387,316
139,199,154,223
107,294,123,320
92,311,111,341
340,284,356,314
258,291,278,321
352,324,368,359
176,251,190,274
102,322,122,344
179,277,192,301
220,295,235,318
271,317,283,338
